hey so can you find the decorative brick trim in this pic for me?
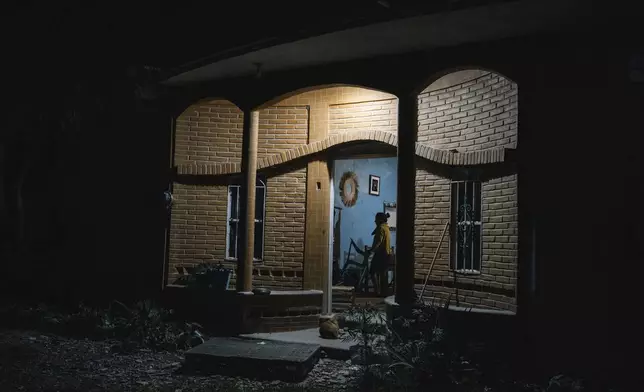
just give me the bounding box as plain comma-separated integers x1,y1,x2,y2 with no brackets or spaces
176,130,513,175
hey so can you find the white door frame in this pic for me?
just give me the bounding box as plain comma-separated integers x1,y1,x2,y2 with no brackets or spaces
326,160,335,314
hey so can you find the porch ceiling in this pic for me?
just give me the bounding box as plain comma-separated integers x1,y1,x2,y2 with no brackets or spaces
163,0,588,86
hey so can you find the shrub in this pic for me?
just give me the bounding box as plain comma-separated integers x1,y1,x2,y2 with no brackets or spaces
0,300,204,352
341,297,589,392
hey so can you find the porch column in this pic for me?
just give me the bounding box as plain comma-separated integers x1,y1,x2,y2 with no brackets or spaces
236,109,260,292
395,94,418,305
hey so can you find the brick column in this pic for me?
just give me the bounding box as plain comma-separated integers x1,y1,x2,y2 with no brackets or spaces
236,110,259,293
395,94,418,305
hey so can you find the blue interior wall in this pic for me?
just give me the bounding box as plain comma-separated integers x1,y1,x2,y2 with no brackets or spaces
333,157,397,269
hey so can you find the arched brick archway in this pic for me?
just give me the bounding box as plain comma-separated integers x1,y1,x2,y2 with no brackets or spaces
253,84,398,111
175,129,511,176
414,66,519,97
172,99,245,168
171,95,245,120
409,67,521,313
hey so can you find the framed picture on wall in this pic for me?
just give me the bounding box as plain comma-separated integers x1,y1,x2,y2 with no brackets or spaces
369,175,380,196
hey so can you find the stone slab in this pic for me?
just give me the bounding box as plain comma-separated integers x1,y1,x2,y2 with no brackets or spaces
184,337,321,381
241,328,353,360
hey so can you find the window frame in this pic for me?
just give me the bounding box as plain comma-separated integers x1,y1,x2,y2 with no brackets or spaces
449,180,483,275
225,177,266,262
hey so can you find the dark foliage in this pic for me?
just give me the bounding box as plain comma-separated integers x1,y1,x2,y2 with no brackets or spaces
342,298,593,392
0,300,204,353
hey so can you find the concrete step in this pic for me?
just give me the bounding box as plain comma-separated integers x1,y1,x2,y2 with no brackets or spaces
240,328,353,360
184,337,321,382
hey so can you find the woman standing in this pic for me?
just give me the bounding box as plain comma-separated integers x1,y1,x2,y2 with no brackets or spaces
368,212,392,296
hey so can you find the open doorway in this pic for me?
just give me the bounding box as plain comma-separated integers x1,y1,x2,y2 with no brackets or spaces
331,156,397,309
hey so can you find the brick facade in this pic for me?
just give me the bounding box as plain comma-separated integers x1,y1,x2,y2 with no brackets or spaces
415,72,519,312
170,102,309,289
329,98,398,135
258,107,308,288
168,76,519,312
174,100,243,166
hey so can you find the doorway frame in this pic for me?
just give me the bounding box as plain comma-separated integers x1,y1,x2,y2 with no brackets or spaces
326,160,335,313
327,151,398,311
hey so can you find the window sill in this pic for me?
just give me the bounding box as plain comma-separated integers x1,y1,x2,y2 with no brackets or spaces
451,269,481,276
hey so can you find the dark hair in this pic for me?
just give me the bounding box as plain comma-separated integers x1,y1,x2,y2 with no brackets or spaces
376,212,390,222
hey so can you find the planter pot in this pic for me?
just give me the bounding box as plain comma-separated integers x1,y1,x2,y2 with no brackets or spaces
252,287,271,296
195,268,231,291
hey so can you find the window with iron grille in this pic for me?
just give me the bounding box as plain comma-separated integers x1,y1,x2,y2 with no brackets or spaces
226,178,266,261
450,181,482,273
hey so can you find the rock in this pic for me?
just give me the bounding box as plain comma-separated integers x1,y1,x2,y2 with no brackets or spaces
319,314,340,339
189,335,205,347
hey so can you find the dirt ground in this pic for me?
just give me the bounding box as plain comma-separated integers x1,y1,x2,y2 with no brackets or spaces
0,329,361,392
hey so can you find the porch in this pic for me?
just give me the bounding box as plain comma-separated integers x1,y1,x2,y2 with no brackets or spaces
156,0,576,337
165,66,519,334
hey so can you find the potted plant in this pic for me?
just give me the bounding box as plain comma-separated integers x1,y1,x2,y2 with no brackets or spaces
191,262,232,291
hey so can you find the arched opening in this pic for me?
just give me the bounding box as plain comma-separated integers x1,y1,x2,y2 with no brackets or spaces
412,69,520,315
256,85,401,311
168,85,405,305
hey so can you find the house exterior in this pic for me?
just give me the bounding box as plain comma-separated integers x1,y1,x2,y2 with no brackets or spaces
148,0,642,382
168,69,519,312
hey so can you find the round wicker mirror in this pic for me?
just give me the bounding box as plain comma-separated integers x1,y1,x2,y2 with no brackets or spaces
339,171,359,207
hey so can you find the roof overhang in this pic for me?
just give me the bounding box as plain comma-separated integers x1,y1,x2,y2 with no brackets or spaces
163,0,588,86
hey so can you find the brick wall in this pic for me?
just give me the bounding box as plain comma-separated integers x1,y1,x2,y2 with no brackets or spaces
170,102,311,289
170,100,240,285
329,98,398,135
258,107,308,153
269,86,397,293
418,72,518,150
169,88,400,291
174,100,243,166
414,72,519,312
167,81,518,312
257,107,308,288
413,172,518,311
168,184,227,280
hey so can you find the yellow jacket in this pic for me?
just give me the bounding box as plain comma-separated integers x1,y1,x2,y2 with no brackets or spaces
371,223,391,255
